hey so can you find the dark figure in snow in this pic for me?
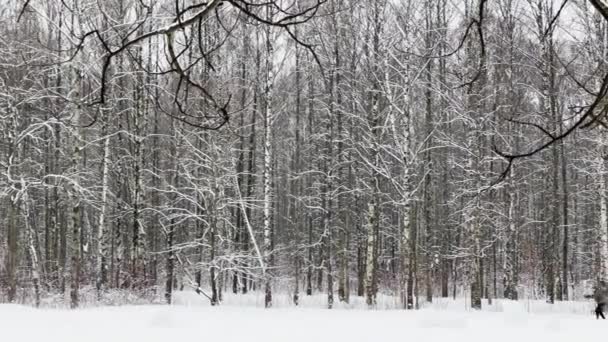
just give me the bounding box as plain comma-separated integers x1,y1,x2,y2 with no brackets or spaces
596,303,606,320
593,281,608,319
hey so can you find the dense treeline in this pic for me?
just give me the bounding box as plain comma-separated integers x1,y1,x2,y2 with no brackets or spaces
1,0,608,309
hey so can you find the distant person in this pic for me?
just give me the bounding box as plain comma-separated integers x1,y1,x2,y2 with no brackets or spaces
594,281,608,319
596,302,606,319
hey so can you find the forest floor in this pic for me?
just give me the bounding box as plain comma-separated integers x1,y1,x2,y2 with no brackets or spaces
1,292,604,341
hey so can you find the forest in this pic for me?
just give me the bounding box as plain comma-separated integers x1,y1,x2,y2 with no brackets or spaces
1,0,608,311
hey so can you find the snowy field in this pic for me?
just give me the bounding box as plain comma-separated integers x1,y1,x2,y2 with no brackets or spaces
1,292,605,342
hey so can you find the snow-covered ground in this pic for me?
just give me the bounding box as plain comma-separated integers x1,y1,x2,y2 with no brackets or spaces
2,292,604,342
173,290,596,315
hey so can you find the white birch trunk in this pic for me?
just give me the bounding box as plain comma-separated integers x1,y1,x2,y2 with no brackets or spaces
599,148,608,281
364,0,384,308
132,83,146,285
599,24,608,282
385,33,413,309
262,6,274,309
69,110,81,309
364,89,381,308
96,120,111,296
19,188,41,307
69,48,82,308
503,167,518,299
364,201,377,307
